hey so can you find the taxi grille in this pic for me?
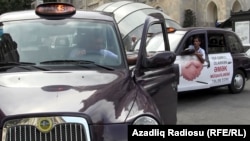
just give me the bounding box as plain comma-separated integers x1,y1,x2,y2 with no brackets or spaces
2,116,91,141
6,123,86,141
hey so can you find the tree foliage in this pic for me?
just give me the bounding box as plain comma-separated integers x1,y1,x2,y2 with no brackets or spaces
0,0,33,14
0,0,57,15
183,9,196,27
44,0,57,2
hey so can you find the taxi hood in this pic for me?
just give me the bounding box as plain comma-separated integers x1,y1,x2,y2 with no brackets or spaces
0,70,136,124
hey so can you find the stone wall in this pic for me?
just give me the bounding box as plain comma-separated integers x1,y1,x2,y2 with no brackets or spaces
74,0,250,27
148,0,250,27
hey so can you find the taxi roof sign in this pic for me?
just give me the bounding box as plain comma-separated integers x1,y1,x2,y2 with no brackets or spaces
35,3,76,16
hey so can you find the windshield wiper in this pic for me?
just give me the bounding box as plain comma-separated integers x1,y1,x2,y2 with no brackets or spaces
0,62,50,71
40,60,114,70
40,60,93,64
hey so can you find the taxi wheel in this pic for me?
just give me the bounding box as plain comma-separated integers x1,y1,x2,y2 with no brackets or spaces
228,70,245,94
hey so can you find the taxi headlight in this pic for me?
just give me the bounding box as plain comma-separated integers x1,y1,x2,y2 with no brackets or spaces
132,116,159,125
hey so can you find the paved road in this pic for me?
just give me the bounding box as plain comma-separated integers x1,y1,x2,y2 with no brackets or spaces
177,81,250,124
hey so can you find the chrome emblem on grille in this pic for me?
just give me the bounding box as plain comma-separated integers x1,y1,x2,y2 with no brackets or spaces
37,118,53,133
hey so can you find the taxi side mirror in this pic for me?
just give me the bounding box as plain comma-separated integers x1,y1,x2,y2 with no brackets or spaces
181,48,195,55
146,51,176,68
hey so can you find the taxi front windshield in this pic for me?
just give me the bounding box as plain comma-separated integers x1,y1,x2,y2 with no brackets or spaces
0,19,122,67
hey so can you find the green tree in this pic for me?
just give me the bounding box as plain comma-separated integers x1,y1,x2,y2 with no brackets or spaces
44,0,56,2
44,0,57,2
0,0,33,14
0,0,58,14
183,9,196,27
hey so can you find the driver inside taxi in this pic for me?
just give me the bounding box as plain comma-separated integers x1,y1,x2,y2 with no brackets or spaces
69,33,118,60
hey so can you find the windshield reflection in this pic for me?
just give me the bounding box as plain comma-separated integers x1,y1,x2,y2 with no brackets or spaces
0,20,123,67
134,31,185,52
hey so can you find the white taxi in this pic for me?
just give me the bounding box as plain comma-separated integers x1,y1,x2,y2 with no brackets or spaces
132,27,250,94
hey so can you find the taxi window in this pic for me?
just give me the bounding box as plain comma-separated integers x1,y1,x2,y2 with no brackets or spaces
133,32,184,52
184,34,206,52
208,34,227,54
226,33,244,53
0,28,2,40
1,19,122,67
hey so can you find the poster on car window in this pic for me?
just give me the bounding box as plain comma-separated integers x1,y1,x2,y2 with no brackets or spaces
208,53,233,87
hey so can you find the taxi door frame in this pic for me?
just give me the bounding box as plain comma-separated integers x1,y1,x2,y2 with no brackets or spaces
133,13,179,124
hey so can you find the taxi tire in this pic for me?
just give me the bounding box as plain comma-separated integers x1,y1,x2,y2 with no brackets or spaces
228,70,245,94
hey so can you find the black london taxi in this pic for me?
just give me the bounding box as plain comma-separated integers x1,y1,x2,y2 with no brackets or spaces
0,2,179,141
132,27,250,94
